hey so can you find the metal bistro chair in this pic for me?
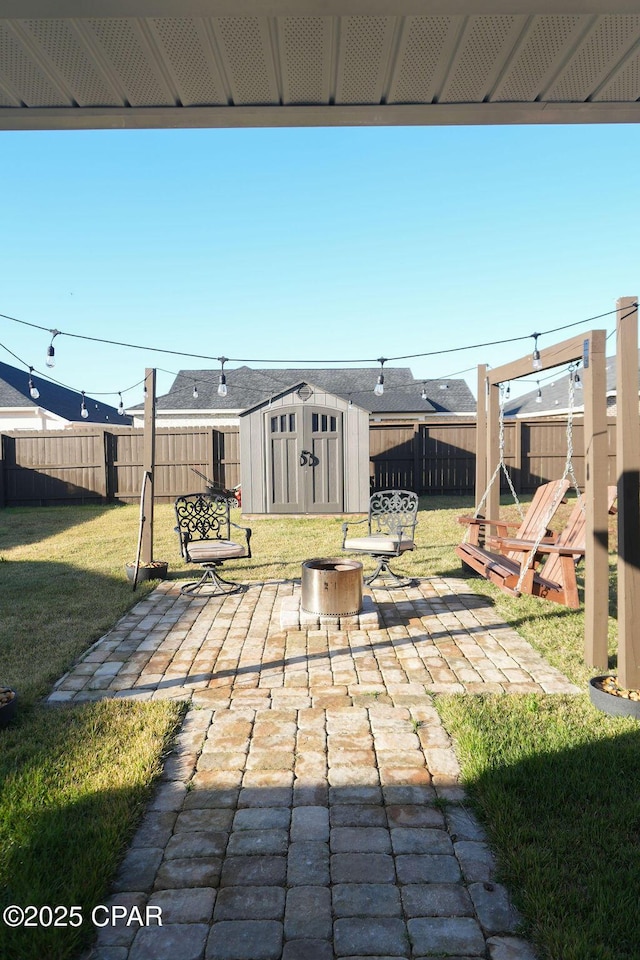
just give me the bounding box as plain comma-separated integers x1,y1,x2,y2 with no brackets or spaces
175,492,252,596
342,489,418,587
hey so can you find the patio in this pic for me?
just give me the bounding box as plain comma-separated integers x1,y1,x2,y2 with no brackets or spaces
61,576,577,959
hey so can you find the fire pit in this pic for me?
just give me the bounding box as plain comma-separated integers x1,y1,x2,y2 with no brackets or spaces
301,558,363,618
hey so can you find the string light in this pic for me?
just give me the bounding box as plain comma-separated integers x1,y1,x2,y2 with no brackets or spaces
217,357,228,398
421,383,427,401
46,330,60,368
536,382,542,404
531,333,542,371
28,366,39,399
374,358,386,397
192,382,199,400
118,392,125,416
80,390,89,418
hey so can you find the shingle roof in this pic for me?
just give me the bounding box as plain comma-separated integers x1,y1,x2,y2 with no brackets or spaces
146,366,476,415
0,360,131,424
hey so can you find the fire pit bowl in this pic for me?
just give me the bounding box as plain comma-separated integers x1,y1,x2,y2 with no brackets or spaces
301,558,363,617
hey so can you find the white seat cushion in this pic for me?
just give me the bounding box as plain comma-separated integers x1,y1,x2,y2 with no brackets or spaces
187,540,246,561
344,535,414,555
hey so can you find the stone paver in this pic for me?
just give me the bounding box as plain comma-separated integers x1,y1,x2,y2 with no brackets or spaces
73,577,547,959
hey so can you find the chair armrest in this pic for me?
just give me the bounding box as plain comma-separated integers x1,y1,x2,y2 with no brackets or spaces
230,521,252,559
458,515,520,530
342,516,368,547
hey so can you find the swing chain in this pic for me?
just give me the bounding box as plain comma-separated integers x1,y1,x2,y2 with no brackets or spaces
514,363,583,594
467,382,524,542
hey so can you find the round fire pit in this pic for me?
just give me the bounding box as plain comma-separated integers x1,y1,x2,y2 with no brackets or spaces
301,558,363,617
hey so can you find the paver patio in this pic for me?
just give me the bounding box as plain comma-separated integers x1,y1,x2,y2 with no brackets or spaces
68,575,569,959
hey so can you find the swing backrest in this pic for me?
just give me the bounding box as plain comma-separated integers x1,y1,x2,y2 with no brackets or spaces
504,478,570,560
540,486,617,585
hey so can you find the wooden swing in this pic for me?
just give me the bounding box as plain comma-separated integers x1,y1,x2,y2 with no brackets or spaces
457,366,601,607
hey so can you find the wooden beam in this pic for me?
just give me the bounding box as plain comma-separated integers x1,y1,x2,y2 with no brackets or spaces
488,331,593,385
475,364,487,513
583,330,609,669
486,380,501,529
141,368,156,565
615,297,640,688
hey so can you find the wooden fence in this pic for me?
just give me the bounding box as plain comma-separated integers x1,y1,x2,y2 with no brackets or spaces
0,417,617,507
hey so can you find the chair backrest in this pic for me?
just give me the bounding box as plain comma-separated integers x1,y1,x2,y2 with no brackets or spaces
369,490,419,539
175,493,232,556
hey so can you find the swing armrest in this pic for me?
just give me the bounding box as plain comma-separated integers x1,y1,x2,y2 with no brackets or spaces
498,538,584,558
458,515,519,546
487,530,557,554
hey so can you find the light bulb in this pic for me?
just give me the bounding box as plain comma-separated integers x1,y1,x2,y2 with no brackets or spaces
118,393,125,416
193,383,199,399
536,384,542,404
421,386,427,401
46,343,55,368
28,368,39,399
532,350,542,371
374,377,384,397
217,373,227,398
81,391,89,419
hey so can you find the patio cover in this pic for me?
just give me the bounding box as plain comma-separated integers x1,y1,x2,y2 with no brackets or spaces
1,0,640,130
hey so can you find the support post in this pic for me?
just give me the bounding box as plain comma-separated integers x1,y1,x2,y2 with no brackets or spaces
141,368,156,565
583,330,609,669
475,365,487,512
486,379,501,529
616,297,640,688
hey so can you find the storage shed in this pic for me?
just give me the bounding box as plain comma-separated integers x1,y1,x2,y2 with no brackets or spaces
240,381,369,514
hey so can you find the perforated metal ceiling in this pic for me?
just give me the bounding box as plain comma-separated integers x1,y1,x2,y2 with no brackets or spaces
1,2,639,128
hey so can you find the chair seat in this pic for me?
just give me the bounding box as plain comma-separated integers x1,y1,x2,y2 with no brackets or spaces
343,535,414,555
186,540,247,562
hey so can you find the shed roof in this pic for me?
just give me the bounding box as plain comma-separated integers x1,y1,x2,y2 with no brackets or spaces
0,360,132,424
147,365,476,414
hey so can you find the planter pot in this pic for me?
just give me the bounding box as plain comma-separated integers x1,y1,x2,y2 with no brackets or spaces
125,561,169,583
0,688,17,728
589,675,640,719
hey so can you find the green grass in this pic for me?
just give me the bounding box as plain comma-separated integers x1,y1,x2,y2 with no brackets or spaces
0,495,634,960
437,694,640,960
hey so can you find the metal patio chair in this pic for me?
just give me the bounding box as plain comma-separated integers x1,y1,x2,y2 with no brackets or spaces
174,492,252,596
342,489,418,587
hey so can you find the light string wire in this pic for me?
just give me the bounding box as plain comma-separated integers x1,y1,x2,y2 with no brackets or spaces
0,302,635,405
0,304,633,366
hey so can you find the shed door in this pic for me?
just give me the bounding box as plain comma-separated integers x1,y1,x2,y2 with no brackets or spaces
266,404,344,513
268,408,301,513
303,406,343,513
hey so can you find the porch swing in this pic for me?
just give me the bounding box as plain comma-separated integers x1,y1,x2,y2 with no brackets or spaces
455,369,596,606
457,381,570,552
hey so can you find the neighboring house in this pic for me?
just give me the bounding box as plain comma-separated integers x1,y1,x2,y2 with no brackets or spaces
0,360,131,430
504,354,632,418
129,366,476,427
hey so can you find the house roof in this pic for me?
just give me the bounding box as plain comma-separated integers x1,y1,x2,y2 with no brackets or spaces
144,366,476,415
2,3,640,131
0,360,132,424
504,354,622,416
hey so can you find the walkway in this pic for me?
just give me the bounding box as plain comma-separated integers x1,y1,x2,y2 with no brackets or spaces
62,576,577,960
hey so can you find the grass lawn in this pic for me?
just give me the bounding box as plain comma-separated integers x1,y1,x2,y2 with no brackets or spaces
0,494,636,960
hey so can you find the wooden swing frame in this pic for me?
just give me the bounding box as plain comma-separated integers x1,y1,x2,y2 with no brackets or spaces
475,328,609,668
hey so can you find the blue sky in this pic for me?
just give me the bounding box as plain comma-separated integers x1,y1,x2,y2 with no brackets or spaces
1,123,638,408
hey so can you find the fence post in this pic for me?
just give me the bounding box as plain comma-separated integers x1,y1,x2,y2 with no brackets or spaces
0,433,5,507
413,422,421,493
